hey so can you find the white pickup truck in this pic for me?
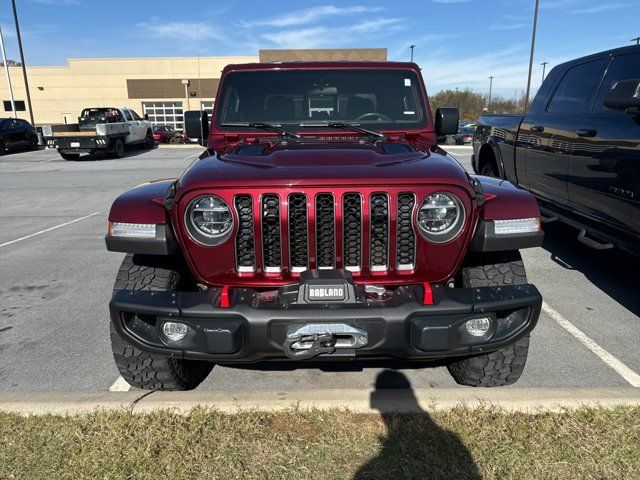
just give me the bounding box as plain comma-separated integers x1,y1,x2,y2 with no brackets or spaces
42,107,154,160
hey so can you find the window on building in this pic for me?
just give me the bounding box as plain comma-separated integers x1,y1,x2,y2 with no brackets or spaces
201,100,215,116
546,60,607,113
3,100,26,111
142,101,184,131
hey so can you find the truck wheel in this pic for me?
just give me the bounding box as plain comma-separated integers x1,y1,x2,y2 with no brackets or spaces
480,162,498,178
144,130,155,149
110,254,213,390
447,251,530,387
60,152,80,161
108,139,125,158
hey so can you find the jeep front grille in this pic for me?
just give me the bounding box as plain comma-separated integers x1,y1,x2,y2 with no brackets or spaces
233,192,417,275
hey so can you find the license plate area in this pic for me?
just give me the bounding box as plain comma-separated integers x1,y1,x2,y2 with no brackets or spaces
70,142,80,148
283,323,368,359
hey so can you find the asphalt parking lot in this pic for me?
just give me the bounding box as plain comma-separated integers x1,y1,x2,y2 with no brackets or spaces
1,145,639,392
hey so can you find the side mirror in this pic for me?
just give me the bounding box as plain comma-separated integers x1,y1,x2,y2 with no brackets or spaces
184,110,209,146
144,113,149,120
435,107,459,136
603,79,640,112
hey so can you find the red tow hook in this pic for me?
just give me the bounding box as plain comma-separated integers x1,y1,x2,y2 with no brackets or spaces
219,285,231,308
422,282,433,305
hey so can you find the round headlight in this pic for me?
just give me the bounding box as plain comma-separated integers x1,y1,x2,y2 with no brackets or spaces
186,195,233,245
417,192,465,243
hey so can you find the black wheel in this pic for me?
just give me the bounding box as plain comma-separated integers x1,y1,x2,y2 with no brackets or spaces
0,140,5,155
110,254,213,391
60,152,80,161
108,138,125,158
144,130,155,149
480,162,499,178
447,251,531,387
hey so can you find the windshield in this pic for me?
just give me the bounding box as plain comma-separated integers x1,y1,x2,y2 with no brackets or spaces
216,69,428,132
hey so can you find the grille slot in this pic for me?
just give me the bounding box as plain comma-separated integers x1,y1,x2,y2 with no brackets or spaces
343,193,362,271
315,193,335,268
234,195,255,272
396,193,416,270
261,194,281,272
288,193,308,272
370,193,389,271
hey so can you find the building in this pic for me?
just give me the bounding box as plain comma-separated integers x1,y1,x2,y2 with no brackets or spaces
0,48,387,130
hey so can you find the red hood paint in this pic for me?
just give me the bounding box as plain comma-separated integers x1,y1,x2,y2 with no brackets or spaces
176,144,473,197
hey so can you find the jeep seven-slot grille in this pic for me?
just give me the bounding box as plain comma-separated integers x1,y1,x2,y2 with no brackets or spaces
234,192,415,274
369,193,389,270
261,194,281,272
288,193,308,272
343,193,362,271
396,193,416,270
315,193,335,268
234,195,255,272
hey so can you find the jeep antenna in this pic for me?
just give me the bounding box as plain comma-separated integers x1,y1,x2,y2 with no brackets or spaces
0,25,17,118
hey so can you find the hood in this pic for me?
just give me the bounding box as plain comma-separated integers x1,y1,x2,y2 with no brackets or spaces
177,141,471,193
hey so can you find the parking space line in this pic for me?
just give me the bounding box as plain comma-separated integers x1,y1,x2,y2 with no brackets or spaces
543,302,640,387
108,376,131,392
0,212,101,248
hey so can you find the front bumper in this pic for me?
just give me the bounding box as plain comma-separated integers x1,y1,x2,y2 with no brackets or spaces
110,282,541,363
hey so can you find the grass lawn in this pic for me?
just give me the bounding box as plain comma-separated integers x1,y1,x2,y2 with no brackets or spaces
0,405,638,479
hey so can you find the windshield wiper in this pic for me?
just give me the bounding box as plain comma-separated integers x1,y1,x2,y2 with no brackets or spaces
299,122,385,139
221,122,300,139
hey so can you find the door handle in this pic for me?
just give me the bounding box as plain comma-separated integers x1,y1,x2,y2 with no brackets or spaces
576,128,597,137
531,125,544,133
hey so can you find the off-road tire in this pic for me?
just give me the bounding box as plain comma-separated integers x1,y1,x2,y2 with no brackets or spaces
108,138,125,158
447,251,530,387
143,130,155,149
60,152,80,161
480,162,498,178
110,254,213,390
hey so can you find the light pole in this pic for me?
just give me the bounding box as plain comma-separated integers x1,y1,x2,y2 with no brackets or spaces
0,25,16,118
632,36,640,45
488,76,494,112
540,61,548,83
11,0,35,125
409,44,415,62
524,0,540,111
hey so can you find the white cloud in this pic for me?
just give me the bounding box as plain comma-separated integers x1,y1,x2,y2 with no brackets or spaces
261,18,403,49
137,21,221,41
242,5,384,28
489,23,528,31
569,3,630,14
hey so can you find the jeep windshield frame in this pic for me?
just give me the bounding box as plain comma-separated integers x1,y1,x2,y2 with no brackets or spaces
215,68,429,134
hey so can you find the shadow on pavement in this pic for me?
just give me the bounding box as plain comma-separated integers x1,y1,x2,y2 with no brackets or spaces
541,222,640,317
353,370,480,480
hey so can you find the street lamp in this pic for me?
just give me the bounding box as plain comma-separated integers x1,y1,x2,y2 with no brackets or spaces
409,44,415,62
11,0,35,124
631,36,640,45
540,61,548,83
524,0,540,111
488,76,494,112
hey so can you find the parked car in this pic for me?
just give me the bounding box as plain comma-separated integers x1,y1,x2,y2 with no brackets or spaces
42,107,154,160
153,124,183,144
473,45,640,256
453,125,475,144
105,60,543,391
0,117,38,155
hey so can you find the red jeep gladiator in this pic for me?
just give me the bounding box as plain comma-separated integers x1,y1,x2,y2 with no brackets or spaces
106,61,544,390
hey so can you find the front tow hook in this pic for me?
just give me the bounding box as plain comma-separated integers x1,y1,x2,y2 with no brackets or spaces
283,333,337,360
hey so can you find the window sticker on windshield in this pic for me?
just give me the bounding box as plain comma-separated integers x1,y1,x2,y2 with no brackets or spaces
403,111,415,115
404,78,411,87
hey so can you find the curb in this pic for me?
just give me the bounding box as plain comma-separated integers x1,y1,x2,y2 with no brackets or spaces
0,388,639,415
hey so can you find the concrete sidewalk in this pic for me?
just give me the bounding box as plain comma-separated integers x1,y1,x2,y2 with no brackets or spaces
1,388,638,415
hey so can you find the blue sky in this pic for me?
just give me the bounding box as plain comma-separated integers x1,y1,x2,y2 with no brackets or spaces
0,0,637,98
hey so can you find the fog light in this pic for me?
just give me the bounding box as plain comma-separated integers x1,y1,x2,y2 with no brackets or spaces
465,317,491,337
163,322,188,341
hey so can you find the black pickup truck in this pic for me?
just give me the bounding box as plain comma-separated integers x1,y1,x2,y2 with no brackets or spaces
473,45,640,256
